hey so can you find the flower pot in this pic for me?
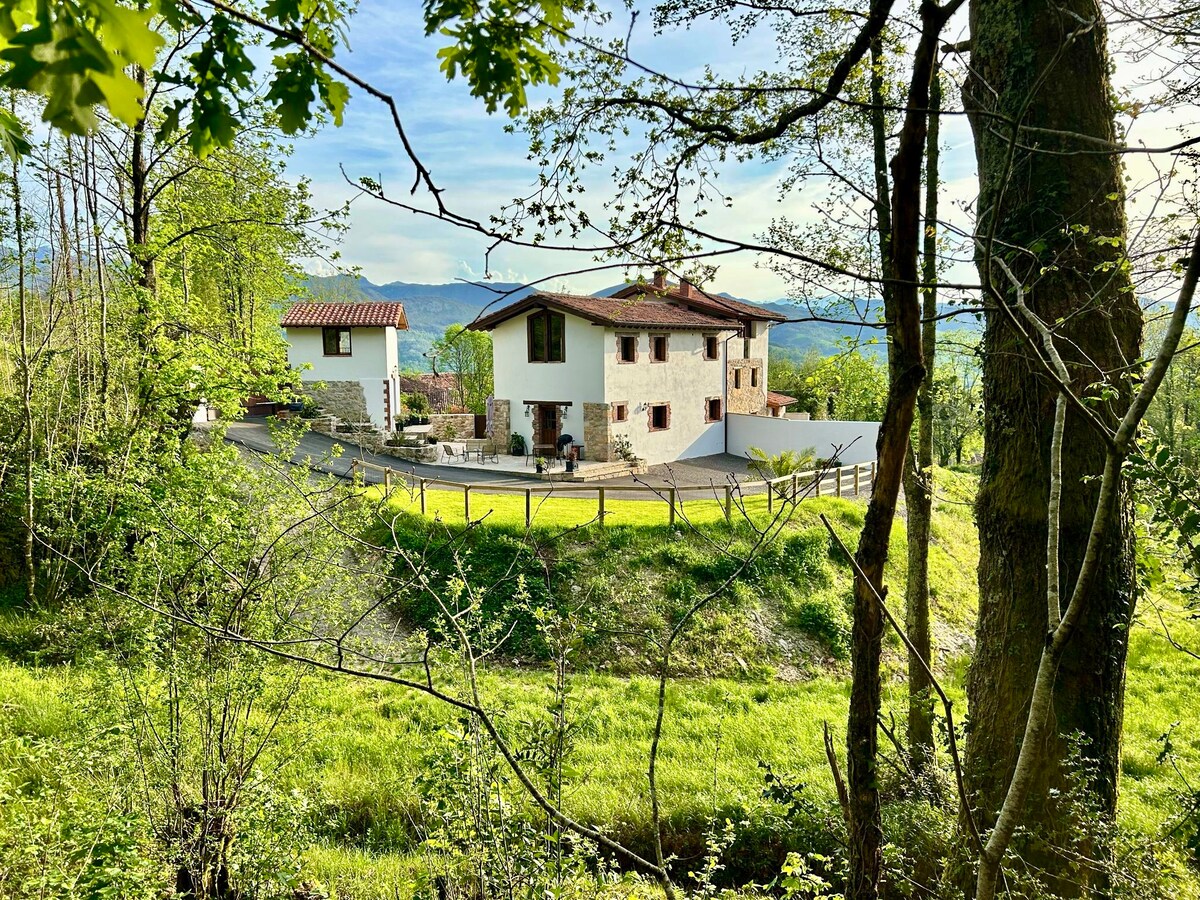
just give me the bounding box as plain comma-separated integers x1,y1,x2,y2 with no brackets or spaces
536,464,544,474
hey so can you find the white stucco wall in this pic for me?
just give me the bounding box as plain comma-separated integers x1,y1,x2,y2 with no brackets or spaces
285,325,397,428
491,312,606,451
604,328,732,465
726,413,880,465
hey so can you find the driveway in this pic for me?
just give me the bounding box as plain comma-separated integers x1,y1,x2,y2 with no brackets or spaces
224,419,533,487
223,419,870,499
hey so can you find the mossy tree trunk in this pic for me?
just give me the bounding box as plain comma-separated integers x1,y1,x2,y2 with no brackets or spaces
902,64,940,777
963,0,1141,889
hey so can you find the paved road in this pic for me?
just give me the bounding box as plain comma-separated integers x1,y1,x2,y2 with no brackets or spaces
223,419,872,499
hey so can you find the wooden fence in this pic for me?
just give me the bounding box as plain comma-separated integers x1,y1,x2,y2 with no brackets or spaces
348,458,877,528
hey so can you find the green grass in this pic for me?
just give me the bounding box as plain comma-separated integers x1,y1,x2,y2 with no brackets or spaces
6,464,1200,897
1119,600,1200,836
369,480,777,529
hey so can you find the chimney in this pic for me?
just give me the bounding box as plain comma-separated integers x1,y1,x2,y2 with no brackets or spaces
679,279,695,298
651,270,667,290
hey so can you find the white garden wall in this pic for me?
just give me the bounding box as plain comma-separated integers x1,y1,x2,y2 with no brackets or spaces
726,413,879,465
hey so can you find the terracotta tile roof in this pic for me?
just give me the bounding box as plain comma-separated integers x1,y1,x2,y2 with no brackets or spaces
281,302,408,329
610,281,787,322
766,391,798,407
470,291,733,331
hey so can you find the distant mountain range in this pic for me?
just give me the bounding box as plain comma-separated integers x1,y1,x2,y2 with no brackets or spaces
303,274,981,369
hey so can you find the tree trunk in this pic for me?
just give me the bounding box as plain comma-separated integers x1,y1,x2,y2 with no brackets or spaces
964,0,1140,889
13,153,36,603
845,4,954,895
903,64,940,777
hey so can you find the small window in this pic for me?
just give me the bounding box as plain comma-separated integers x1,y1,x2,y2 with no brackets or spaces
612,402,628,423
706,397,722,422
746,321,758,339
617,334,637,363
323,327,351,356
733,368,742,389
704,335,719,360
649,403,670,431
528,310,566,362
650,334,669,362
751,367,760,388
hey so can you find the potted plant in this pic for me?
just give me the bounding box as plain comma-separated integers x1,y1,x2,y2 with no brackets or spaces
535,456,546,474
565,447,577,473
509,432,526,456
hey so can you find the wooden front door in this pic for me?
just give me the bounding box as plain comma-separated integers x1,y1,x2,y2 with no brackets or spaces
534,404,560,449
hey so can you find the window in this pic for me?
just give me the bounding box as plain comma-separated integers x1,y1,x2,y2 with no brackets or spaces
617,334,637,363
649,403,670,431
746,321,759,339
322,327,351,356
751,367,760,388
650,334,669,362
704,334,719,360
612,402,628,423
528,310,566,362
733,368,742,389
706,397,722,422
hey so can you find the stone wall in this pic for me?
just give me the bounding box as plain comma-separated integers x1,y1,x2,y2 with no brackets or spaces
726,359,767,415
429,412,476,441
583,402,612,461
491,399,511,449
303,379,369,423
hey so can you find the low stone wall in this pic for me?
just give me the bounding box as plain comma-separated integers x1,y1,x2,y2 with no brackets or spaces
429,413,476,441
388,444,440,464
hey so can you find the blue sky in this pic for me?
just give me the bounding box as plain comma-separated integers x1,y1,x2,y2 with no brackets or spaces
286,1,980,301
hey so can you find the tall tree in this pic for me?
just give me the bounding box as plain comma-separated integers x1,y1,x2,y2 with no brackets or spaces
431,324,494,414
964,0,1142,889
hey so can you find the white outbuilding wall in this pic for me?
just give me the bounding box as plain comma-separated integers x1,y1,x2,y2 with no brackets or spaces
726,413,879,465
285,325,399,427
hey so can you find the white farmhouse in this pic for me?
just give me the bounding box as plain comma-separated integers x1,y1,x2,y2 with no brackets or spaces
281,302,408,429
469,274,786,465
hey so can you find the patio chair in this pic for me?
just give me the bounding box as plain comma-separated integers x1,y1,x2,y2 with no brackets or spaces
440,442,469,464
479,436,500,464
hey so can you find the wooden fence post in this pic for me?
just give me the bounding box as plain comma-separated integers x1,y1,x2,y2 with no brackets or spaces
525,488,532,529
724,485,732,523
871,460,877,482
350,459,359,480
419,478,427,515
464,485,471,522
792,473,798,500
815,474,821,497
598,487,606,525
854,464,861,495
768,480,774,514
668,488,676,527
384,468,392,493
836,468,842,498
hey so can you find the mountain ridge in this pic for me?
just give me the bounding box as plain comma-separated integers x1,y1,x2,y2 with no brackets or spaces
302,274,979,368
